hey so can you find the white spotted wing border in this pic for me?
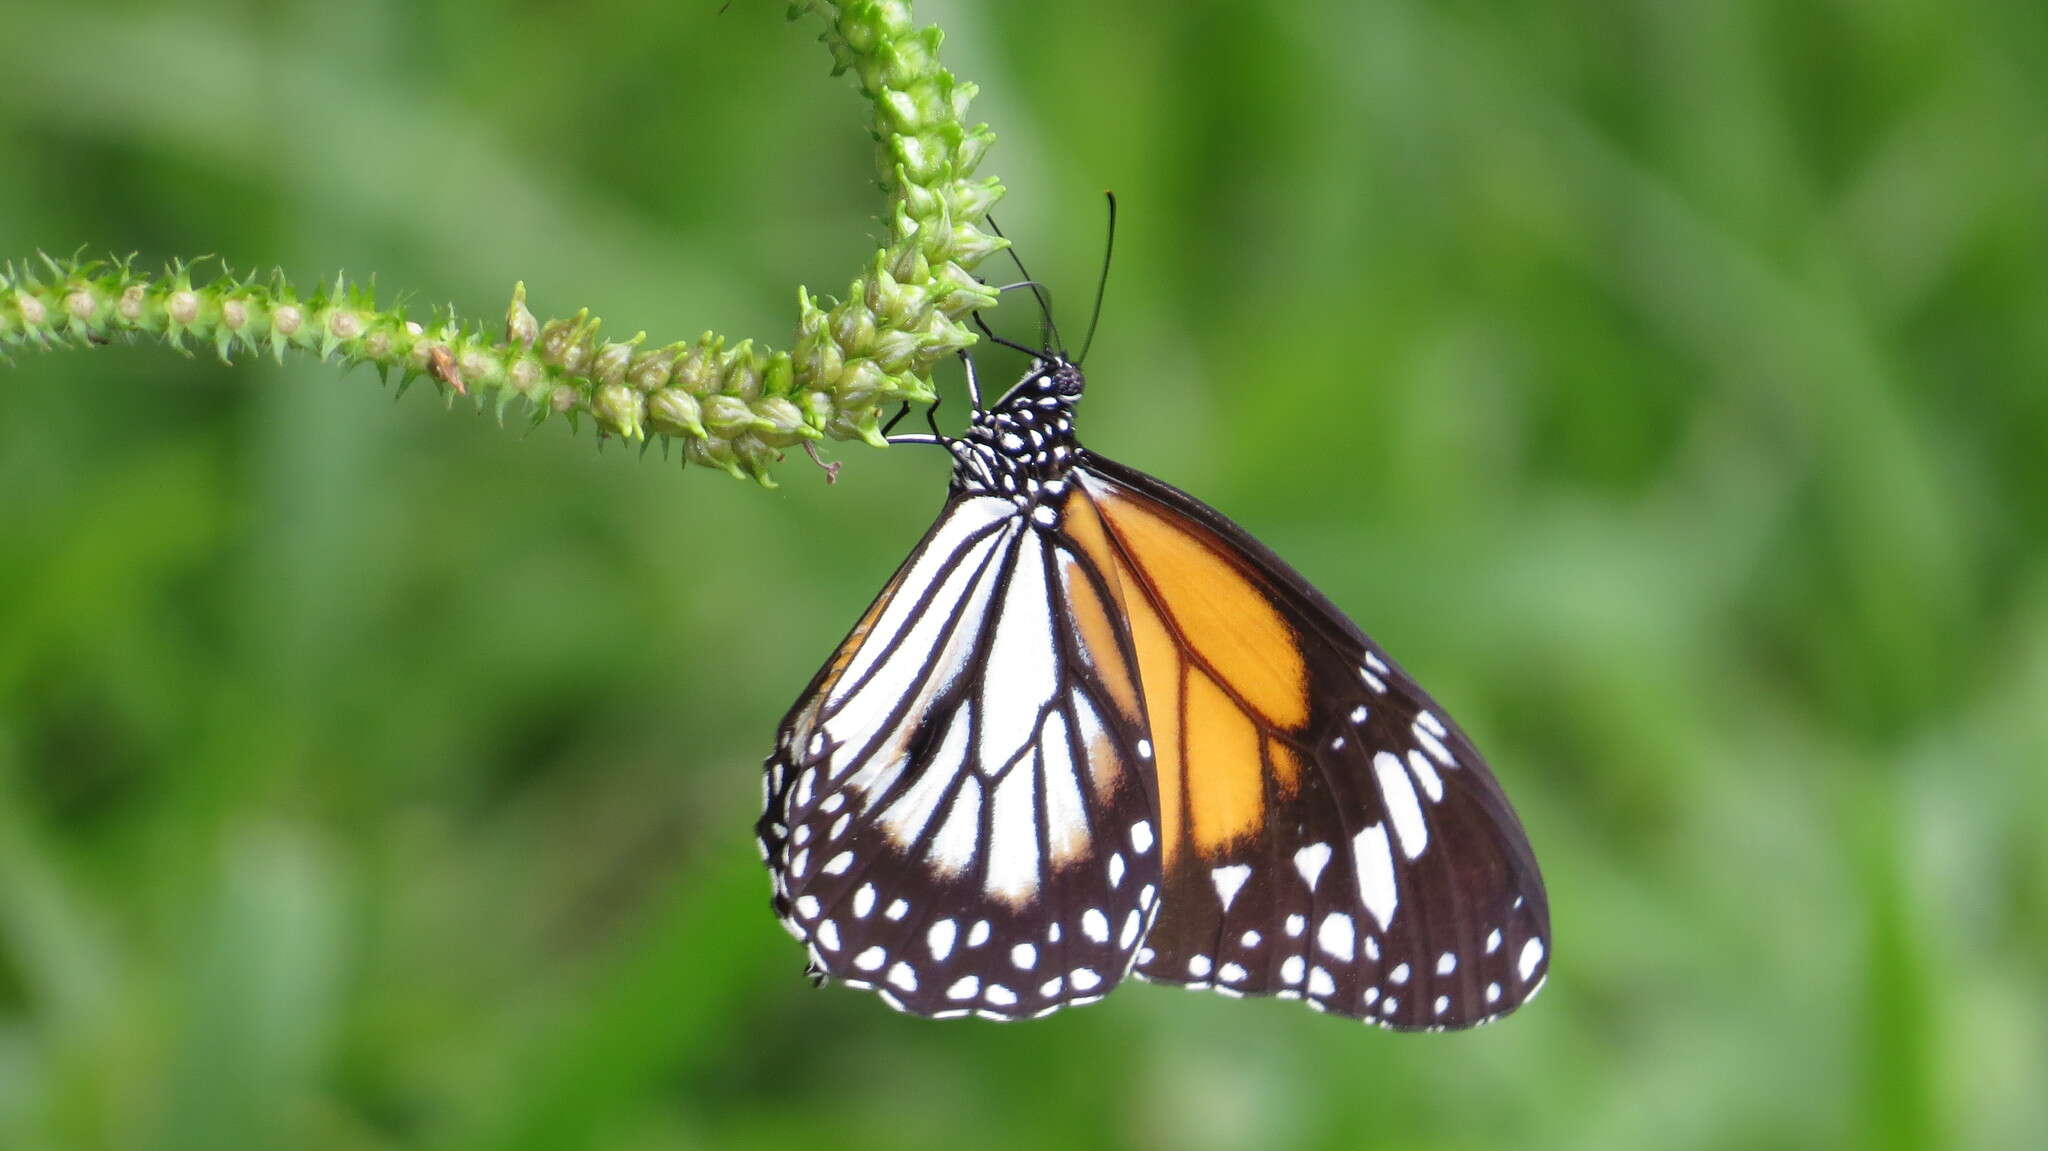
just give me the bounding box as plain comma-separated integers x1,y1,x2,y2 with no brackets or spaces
759,493,1163,1021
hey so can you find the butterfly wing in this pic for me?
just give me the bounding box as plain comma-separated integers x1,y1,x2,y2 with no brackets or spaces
759,493,1164,1019
1063,457,1550,1029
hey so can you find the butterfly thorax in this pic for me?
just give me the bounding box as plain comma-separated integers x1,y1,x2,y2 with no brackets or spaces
948,358,1086,501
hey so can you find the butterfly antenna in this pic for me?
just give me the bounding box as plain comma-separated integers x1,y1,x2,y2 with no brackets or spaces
985,214,1063,356
1077,191,1118,365
972,310,1047,361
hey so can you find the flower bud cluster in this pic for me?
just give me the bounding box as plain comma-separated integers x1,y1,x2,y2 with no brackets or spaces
5,2,1004,485
787,0,1004,447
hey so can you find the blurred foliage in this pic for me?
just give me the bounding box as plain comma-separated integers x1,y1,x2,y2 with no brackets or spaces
2,1,2045,1149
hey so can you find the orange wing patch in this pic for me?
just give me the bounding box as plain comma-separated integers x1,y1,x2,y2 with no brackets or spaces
1184,669,1265,850
1089,488,1309,729
1077,480,1318,868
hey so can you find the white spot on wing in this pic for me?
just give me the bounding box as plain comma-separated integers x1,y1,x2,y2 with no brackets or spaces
1413,723,1455,769
1373,751,1429,859
1406,749,1444,803
1519,937,1545,981
1083,909,1109,943
1352,822,1399,930
1131,821,1154,854
1211,864,1252,911
1318,912,1356,962
1293,842,1332,890
1011,943,1037,969
927,919,957,961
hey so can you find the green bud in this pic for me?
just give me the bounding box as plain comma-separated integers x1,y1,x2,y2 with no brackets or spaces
833,358,887,407
832,299,878,355
64,288,99,328
762,350,795,397
672,334,723,394
721,339,764,400
701,393,765,438
751,396,815,446
685,433,747,481
870,329,923,374
506,355,548,398
594,382,646,439
629,346,677,391
594,332,644,386
731,432,781,487
506,282,539,348
647,388,705,438
117,284,147,324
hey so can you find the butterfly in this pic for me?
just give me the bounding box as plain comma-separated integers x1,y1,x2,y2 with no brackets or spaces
755,347,1549,1029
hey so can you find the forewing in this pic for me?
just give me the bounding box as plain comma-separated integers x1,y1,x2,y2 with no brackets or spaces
759,494,1163,1019
1070,459,1550,1029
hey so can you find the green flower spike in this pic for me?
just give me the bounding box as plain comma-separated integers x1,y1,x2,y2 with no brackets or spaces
0,0,1003,487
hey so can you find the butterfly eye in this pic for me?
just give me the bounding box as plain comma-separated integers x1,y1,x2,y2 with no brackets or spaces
1052,363,1085,398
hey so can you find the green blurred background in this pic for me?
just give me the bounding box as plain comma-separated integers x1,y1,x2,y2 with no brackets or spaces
4,1,2046,1148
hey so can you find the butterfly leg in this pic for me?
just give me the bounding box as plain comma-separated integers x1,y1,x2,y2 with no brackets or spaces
958,347,983,411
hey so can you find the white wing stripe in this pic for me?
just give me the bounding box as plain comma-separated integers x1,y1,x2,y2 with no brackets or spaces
1373,750,1429,859
928,774,983,876
985,749,1042,901
975,531,1059,772
825,525,1012,779
876,708,971,845
830,496,1016,706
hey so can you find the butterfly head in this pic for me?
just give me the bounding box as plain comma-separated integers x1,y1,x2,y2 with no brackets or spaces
949,355,1087,501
